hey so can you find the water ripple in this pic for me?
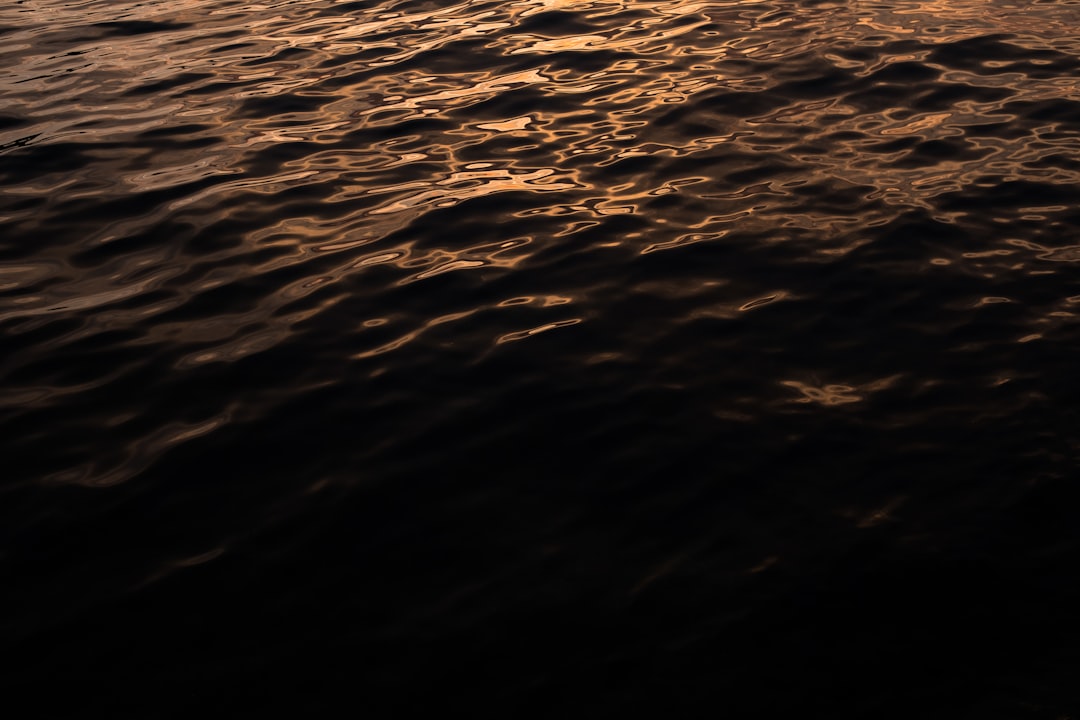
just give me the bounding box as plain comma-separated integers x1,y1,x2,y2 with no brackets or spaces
5,1,1080,713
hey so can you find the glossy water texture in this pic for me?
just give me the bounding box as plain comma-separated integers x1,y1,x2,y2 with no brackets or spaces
4,0,1080,716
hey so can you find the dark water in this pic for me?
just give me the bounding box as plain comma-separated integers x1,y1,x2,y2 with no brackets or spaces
4,0,1080,715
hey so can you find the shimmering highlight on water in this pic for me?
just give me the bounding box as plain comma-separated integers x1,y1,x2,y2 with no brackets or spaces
4,1,1080,716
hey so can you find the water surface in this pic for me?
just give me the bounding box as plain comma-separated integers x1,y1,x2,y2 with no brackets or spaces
3,0,1080,716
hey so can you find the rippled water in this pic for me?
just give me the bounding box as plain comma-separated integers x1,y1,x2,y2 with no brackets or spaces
5,0,1080,715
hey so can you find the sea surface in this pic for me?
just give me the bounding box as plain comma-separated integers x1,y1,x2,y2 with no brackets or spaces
3,0,1080,716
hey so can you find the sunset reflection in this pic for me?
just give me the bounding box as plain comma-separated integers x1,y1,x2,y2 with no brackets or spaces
3,1,1080,714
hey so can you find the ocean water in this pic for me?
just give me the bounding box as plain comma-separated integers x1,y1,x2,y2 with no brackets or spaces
3,0,1080,715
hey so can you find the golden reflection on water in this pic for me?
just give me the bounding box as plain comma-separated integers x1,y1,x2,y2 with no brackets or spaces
3,0,1079,270
8,0,1079,227
4,14,1080,716
4,0,1080,486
